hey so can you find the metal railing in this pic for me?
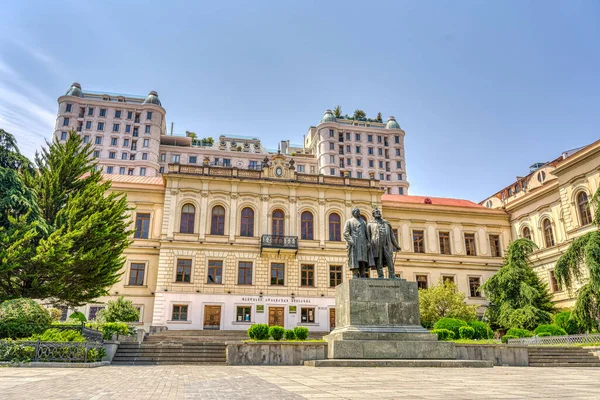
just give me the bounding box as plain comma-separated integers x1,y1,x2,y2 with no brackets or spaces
507,333,600,346
261,234,298,250
0,340,104,362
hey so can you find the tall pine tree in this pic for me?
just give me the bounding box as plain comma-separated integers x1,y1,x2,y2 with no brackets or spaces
0,130,132,306
481,238,555,331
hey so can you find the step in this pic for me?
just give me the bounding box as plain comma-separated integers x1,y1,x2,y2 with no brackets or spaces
115,352,225,358
111,361,227,365
530,362,600,367
304,359,493,368
112,356,226,362
529,359,600,364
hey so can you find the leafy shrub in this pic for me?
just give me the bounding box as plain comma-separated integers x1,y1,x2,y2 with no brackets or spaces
431,329,454,341
269,326,285,341
506,328,533,338
533,324,567,337
27,328,85,342
87,347,107,362
459,326,475,339
284,329,296,340
0,299,53,339
468,320,493,340
248,324,270,340
433,318,468,338
554,311,581,335
0,340,36,362
69,311,87,322
98,297,139,323
48,308,63,322
102,322,129,340
501,334,518,344
537,332,551,337
293,326,309,341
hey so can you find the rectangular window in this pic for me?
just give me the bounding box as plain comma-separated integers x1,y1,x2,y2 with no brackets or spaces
489,234,501,257
140,167,146,176
160,153,166,162
330,168,335,176
85,121,92,130
129,263,145,286
83,136,90,144
416,275,428,290
172,305,188,321
143,139,149,147
465,233,477,256
121,153,128,160
108,151,116,159
237,306,251,322
297,165,305,172
379,173,384,180
345,132,350,140
175,259,192,283
99,109,106,117
127,111,133,119
301,264,315,287
133,128,139,136
146,111,152,120
88,306,105,321
141,153,148,162
442,275,455,284
60,132,67,140
125,124,131,133
330,155,335,163
377,135,382,143
145,125,151,134
346,145,351,153
238,261,253,285
97,122,104,131
106,166,113,174
134,213,150,239
63,118,69,126
329,129,334,137
271,263,285,286
223,159,231,166
207,260,223,284
368,147,374,155
94,136,102,145
367,134,373,142
112,123,119,132
330,265,343,287
172,154,180,163
88,107,94,116
159,167,164,174
189,156,197,164
110,137,117,146
355,133,361,141
114,110,121,118
397,161,402,169
123,138,130,147
469,277,482,297
357,171,363,178
329,143,335,150
119,167,126,175
301,307,315,323
378,148,383,156
549,270,560,292
395,135,400,144
439,232,451,255
355,146,361,154
369,160,374,168
413,230,425,253
356,159,362,167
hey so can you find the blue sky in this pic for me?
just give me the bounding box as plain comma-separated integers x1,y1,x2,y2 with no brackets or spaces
1,1,598,201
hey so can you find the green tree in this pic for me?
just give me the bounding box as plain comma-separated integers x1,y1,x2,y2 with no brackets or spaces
353,109,366,119
0,131,132,306
376,112,383,123
201,137,214,146
97,296,140,322
333,105,342,118
481,239,555,331
419,279,478,328
555,188,600,331
185,131,197,139
0,129,32,171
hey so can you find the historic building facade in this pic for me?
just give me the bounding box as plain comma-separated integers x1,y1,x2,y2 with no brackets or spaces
482,140,600,308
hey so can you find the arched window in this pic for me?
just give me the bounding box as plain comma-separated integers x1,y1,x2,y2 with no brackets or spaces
329,213,341,241
180,203,195,234
300,211,314,240
272,209,285,236
542,218,554,247
522,226,532,240
211,205,225,235
577,192,592,226
240,207,254,237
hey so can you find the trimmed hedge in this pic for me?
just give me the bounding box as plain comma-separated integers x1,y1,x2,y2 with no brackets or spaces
248,324,270,340
533,324,567,337
431,329,454,341
501,335,517,344
459,326,475,339
554,311,580,335
284,330,296,340
69,311,87,322
269,326,285,341
433,318,468,338
537,332,551,337
506,328,533,338
0,299,53,339
293,326,309,341
468,320,493,340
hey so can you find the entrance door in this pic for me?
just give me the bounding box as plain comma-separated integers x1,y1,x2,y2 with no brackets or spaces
268,307,285,326
203,305,221,330
329,308,336,331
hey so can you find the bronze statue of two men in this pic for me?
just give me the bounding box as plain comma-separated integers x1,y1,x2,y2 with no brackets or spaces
343,208,401,279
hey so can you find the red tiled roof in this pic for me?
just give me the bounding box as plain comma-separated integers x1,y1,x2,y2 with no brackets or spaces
101,173,164,186
382,194,485,209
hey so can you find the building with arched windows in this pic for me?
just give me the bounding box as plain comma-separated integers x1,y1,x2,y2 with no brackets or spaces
481,139,600,308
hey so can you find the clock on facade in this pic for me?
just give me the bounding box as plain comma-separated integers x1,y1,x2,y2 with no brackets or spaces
275,166,283,177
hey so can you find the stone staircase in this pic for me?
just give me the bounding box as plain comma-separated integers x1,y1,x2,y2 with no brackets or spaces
528,347,600,367
112,342,227,365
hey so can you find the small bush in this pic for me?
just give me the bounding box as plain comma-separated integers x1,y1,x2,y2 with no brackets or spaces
431,329,454,341
501,334,518,344
506,328,533,338
459,326,475,339
537,332,551,337
27,328,85,342
554,311,581,335
533,324,567,337
433,318,468,338
87,347,107,362
102,322,129,340
69,311,87,322
468,320,493,340
269,326,285,341
47,308,63,322
0,340,36,362
293,326,309,341
99,297,139,323
0,299,53,339
284,329,296,340
248,324,270,340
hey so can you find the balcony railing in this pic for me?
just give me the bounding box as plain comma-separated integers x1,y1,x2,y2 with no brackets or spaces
261,234,298,250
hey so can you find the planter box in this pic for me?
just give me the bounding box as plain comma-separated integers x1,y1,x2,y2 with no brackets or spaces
226,342,327,365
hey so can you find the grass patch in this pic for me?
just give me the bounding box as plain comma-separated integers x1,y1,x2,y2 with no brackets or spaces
450,339,502,345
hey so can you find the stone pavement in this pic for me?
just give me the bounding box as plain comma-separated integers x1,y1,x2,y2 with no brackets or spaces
0,365,599,399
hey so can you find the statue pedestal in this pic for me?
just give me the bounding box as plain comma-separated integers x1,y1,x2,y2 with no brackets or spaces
324,279,456,359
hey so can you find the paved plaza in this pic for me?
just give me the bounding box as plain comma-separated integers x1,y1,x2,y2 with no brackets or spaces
0,365,599,399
